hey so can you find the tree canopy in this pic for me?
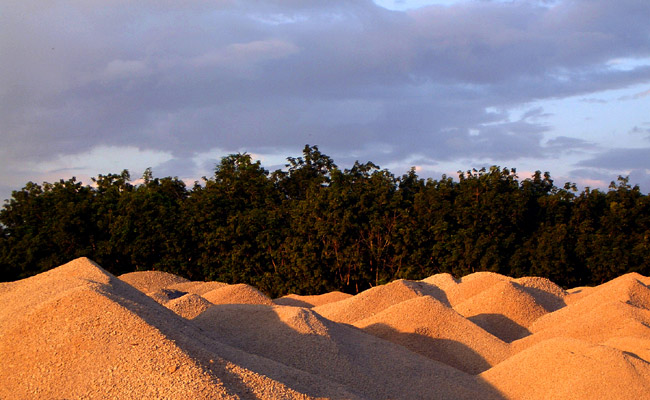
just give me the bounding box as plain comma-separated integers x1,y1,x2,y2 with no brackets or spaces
1,146,648,296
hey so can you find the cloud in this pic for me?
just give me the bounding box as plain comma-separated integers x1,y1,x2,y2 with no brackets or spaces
577,148,650,170
580,98,608,104
1,0,650,201
30,146,174,177
189,39,299,71
102,59,150,81
569,167,650,192
618,87,650,101
520,107,553,121
543,136,598,154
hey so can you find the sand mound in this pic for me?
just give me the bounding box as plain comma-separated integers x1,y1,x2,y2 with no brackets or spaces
118,270,189,294
194,304,502,400
0,281,17,296
481,337,650,399
511,300,650,354
0,258,367,399
592,272,650,308
602,336,650,363
461,271,511,283
529,273,650,334
454,281,548,342
513,276,567,311
147,288,188,304
0,258,113,331
1,285,229,399
165,293,213,319
5,259,650,399
202,283,273,306
167,281,229,296
354,295,510,374
273,291,352,308
446,271,512,306
313,279,448,324
421,272,460,292
564,285,596,304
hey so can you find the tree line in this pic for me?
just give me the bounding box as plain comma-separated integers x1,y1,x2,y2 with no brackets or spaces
1,145,648,296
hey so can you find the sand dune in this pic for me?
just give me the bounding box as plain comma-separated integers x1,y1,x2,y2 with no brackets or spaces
602,336,650,363
118,270,189,293
0,259,361,399
421,272,460,292
354,295,510,374
445,271,512,306
146,287,187,304
3,257,650,399
564,285,596,304
273,291,352,308
454,281,549,342
511,300,650,354
194,303,499,399
513,276,567,311
529,273,650,334
167,280,229,295
165,293,213,319
481,337,650,399
201,283,274,306
312,279,448,324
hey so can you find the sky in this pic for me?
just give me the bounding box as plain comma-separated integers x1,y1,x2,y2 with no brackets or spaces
1,0,650,202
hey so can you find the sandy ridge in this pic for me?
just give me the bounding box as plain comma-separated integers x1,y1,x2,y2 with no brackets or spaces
3,258,650,399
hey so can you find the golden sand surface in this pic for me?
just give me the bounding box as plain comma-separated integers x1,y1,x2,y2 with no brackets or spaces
273,291,352,308
2,258,650,399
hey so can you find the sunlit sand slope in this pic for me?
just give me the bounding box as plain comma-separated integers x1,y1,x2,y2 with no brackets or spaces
3,258,650,399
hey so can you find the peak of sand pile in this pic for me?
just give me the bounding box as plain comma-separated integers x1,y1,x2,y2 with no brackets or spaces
0,258,369,399
165,293,213,319
481,337,650,399
118,270,189,294
513,276,567,312
461,271,511,283
529,273,650,335
354,295,510,374
201,283,273,305
147,288,187,304
602,336,650,363
511,299,650,354
420,273,460,292
593,272,650,308
454,280,548,342
313,279,448,324
273,291,352,308
0,257,113,331
167,280,229,296
6,259,650,399
194,303,503,400
445,271,512,306
564,285,596,305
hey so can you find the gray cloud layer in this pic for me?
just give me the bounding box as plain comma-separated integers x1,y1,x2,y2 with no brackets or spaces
2,0,650,199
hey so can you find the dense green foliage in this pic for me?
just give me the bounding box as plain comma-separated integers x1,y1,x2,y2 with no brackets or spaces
1,146,649,296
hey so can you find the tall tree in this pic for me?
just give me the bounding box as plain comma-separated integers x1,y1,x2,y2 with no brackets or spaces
187,154,284,294
0,178,95,278
107,169,189,275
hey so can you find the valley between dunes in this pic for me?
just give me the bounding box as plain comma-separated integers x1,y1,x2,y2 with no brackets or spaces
2,257,650,399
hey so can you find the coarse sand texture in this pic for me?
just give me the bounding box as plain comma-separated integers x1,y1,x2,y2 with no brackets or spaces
481,337,650,399
3,257,650,399
273,291,352,308
354,295,510,374
201,283,274,306
312,279,448,324
453,280,549,342
0,258,359,399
